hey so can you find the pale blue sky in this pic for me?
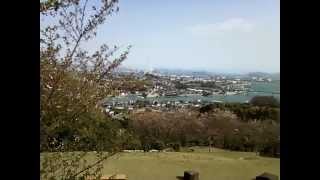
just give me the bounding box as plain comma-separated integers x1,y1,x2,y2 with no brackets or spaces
83,0,280,73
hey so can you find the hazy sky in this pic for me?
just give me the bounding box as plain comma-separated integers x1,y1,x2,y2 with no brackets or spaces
85,0,280,73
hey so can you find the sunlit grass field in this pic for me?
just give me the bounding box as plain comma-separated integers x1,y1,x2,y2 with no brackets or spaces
41,147,280,180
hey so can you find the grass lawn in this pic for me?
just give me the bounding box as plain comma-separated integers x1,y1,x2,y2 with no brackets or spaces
41,147,280,180
102,147,279,180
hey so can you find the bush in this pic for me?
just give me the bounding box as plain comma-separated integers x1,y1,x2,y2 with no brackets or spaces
168,143,181,152
151,140,165,150
125,138,142,150
250,96,280,108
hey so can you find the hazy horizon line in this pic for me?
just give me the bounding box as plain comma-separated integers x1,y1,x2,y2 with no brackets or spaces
119,65,280,74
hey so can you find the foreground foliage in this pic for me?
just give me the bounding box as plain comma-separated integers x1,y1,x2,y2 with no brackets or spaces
40,0,131,179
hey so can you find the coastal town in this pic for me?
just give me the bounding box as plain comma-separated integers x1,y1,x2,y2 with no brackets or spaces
101,69,279,116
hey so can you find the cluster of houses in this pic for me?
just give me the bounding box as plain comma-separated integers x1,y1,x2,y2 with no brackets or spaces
251,76,272,82
112,71,277,103
143,73,254,97
101,98,224,117
99,71,277,116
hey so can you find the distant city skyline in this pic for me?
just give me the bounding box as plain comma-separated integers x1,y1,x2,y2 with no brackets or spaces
118,65,280,76
84,0,280,73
